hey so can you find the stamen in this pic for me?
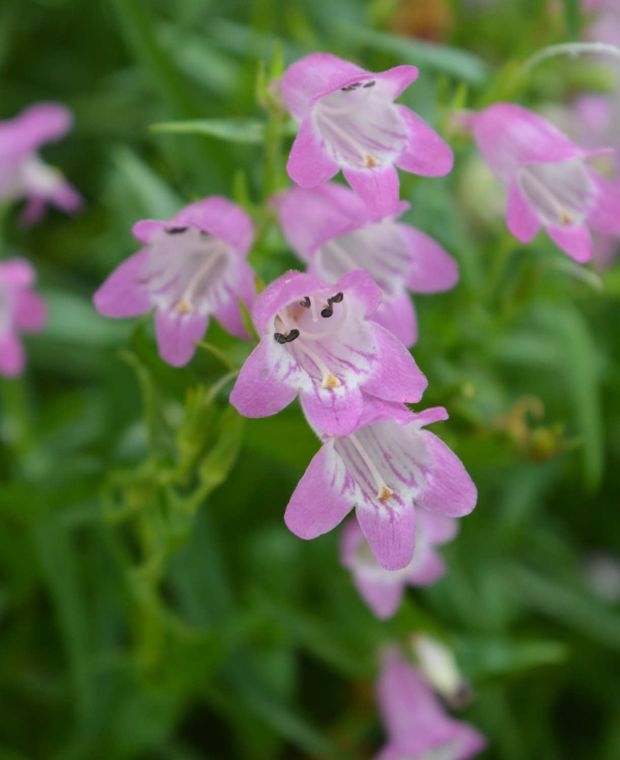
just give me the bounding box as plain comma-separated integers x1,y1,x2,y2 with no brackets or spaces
166,226,188,235
330,292,344,303
300,296,311,308
365,155,379,168
274,329,300,344
362,80,376,88
341,82,362,92
321,305,333,318
349,434,394,502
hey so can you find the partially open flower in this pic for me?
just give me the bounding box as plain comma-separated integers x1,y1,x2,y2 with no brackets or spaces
465,103,620,263
274,183,458,347
93,197,255,367
0,258,47,376
0,102,83,225
411,634,472,709
280,53,453,213
341,511,458,618
229,270,427,437
284,401,476,571
376,649,486,760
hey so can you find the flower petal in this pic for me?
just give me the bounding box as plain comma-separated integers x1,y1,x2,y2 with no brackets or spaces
280,52,366,121
0,259,35,287
213,261,255,339
353,569,406,619
287,119,339,188
588,173,620,235
363,322,427,404
0,333,25,377
416,431,477,517
506,180,541,242
132,219,167,244
13,290,47,332
154,308,208,367
284,441,353,539
375,65,419,100
229,338,298,418
373,291,418,348
252,270,326,333
407,548,447,586
342,165,400,215
335,268,383,318
93,249,152,318
174,197,254,255
0,102,72,157
396,106,454,177
547,223,593,263
399,224,459,293
300,385,364,436
356,503,415,571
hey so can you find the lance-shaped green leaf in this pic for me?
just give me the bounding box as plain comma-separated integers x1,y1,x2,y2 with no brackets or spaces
151,117,296,143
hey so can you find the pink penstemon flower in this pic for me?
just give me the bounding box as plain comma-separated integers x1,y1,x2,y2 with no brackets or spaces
284,401,476,570
376,649,486,760
274,183,458,347
341,511,458,619
280,52,453,213
0,103,83,225
463,102,620,263
93,197,256,367
229,270,427,437
0,258,47,376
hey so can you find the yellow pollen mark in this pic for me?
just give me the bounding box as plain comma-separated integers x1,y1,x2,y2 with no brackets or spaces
378,486,393,502
365,154,379,169
559,210,573,226
176,299,192,315
323,373,340,390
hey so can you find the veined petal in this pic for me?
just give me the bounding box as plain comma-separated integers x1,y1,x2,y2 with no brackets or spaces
547,224,593,263
400,224,459,293
93,249,152,318
374,65,419,100
300,385,364,436
155,308,208,367
363,322,427,404
416,431,477,517
372,291,418,348
213,260,256,339
343,165,400,214
229,338,298,418
281,52,366,121
588,173,620,235
396,105,454,177
356,500,415,571
506,180,541,242
335,269,383,318
284,440,353,538
287,119,339,188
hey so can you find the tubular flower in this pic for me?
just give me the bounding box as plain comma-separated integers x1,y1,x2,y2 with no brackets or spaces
274,183,458,346
280,52,453,213
229,270,427,437
93,197,255,367
465,103,620,263
0,103,83,225
284,401,476,570
375,649,486,760
341,510,458,618
0,258,47,376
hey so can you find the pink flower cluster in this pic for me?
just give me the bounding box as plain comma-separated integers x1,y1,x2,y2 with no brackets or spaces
0,102,82,376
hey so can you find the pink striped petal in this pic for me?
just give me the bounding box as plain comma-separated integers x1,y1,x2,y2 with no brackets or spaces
547,224,593,263
343,165,400,214
396,105,454,177
507,181,541,242
287,119,339,188
93,249,152,318
155,308,208,367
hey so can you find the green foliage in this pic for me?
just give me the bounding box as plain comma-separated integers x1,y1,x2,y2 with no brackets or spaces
1,0,619,758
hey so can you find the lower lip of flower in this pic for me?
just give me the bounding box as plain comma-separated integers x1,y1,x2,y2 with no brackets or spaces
311,81,407,170
517,158,595,227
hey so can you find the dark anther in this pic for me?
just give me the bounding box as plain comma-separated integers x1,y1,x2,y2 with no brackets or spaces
362,80,376,88
274,329,300,344
300,296,311,308
329,292,344,304
341,82,362,92
166,226,188,235
320,306,333,318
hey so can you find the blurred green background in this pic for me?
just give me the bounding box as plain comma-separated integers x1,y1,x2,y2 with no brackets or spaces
1,0,620,758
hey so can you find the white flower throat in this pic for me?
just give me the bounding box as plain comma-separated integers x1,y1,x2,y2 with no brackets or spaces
142,227,233,315
312,79,407,170
518,158,595,227
274,290,347,390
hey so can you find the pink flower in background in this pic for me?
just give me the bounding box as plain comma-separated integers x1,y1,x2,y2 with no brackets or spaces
376,649,486,760
94,197,255,367
274,183,458,347
341,511,458,618
0,103,83,225
466,103,620,262
280,52,453,212
0,258,47,376
230,270,427,436
284,401,476,570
